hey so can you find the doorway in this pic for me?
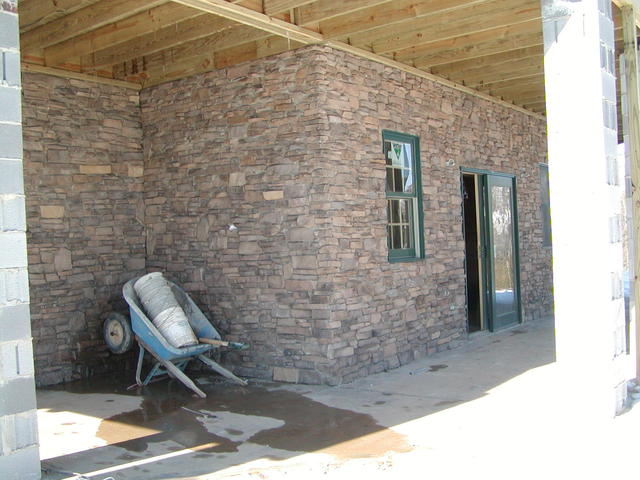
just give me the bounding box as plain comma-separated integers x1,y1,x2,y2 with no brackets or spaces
461,171,521,332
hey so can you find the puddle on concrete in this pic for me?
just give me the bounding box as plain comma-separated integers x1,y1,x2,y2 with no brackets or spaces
73,378,413,460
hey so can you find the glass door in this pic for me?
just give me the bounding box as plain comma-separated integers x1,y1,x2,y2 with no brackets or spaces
485,174,521,330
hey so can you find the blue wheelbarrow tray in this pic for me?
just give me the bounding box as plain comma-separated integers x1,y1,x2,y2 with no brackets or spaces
123,277,247,398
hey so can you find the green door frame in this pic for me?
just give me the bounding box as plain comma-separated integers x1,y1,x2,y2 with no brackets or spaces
461,168,522,332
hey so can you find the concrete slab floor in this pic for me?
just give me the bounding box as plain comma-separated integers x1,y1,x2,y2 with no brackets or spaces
37,317,640,480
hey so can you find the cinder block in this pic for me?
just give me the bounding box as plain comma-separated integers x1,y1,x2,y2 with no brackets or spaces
0,86,21,123
0,444,40,480
0,305,32,342
0,195,26,232
0,340,35,380
14,411,38,450
0,123,22,159
0,377,37,416
0,233,27,268
0,160,24,194
0,12,19,51
0,268,29,304
1,51,21,87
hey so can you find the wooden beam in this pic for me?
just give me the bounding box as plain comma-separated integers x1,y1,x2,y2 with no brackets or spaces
397,19,542,67
477,73,545,92
295,0,393,25
123,34,304,86
21,0,168,53
80,15,238,69
621,4,640,382
351,0,541,55
430,45,543,77
264,0,315,16
171,0,324,44
443,55,543,84
318,0,491,40
464,64,545,88
43,3,201,67
22,62,141,89
19,0,102,32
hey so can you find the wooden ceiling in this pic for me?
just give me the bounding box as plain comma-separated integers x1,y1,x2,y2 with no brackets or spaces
17,0,627,117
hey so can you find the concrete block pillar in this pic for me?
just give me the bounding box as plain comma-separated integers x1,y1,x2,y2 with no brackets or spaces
0,1,40,478
542,0,628,417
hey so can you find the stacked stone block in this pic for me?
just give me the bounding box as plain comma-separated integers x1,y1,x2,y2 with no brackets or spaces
140,45,552,385
21,73,145,386
0,1,40,477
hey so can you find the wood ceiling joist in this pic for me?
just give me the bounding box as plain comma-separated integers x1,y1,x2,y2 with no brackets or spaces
318,0,492,40
19,0,102,32
80,15,240,69
123,34,304,86
264,0,316,16
347,0,541,55
43,3,202,67
395,19,541,67
113,22,274,79
294,0,393,26
444,55,543,83
464,64,545,88
430,45,542,77
21,0,168,54
477,73,545,92
171,0,323,44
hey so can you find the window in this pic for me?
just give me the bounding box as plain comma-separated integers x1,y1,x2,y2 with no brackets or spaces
383,130,424,261
539,163,552,247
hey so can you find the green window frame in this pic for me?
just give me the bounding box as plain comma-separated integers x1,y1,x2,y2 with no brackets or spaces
382,130,425,262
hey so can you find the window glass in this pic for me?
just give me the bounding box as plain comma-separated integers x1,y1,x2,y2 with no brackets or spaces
383,131,424,260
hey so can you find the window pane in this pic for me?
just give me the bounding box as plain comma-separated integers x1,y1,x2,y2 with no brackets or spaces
390,199,400,223
402,144,412,169
392,225,401,248
401,225,412,249
394,168,404,192
400,199,410,223
402,168,414,193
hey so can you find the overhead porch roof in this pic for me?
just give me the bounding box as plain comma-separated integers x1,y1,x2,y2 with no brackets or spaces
16,0,640,120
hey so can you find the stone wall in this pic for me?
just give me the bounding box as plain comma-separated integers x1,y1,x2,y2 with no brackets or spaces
314,47,551,383
22,73,145,386
140,45,552,385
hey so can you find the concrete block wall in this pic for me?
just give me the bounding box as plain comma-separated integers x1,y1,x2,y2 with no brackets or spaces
140,45,552,385
0,0,40,478
21,73,145,386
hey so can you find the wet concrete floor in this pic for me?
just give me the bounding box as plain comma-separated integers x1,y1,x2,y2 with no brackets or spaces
38,317,640,480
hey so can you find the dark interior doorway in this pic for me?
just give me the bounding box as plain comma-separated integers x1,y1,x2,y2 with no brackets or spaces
462,174,482,333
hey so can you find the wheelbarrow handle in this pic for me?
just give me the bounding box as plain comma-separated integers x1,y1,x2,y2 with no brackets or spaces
199,338,249,350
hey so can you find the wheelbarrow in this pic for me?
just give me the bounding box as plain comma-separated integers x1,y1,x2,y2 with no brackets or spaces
103,277,247,398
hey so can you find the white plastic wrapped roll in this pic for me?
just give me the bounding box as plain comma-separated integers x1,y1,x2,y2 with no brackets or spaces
133,272,198,348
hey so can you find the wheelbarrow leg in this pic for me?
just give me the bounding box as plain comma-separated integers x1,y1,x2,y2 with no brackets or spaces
159,358,207,398
197,354,248,386
135,344,145,386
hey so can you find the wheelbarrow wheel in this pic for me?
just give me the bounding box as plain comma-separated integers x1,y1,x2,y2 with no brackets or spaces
103,312,134,354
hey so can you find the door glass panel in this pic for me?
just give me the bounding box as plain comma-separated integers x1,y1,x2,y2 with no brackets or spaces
490,183,517,324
